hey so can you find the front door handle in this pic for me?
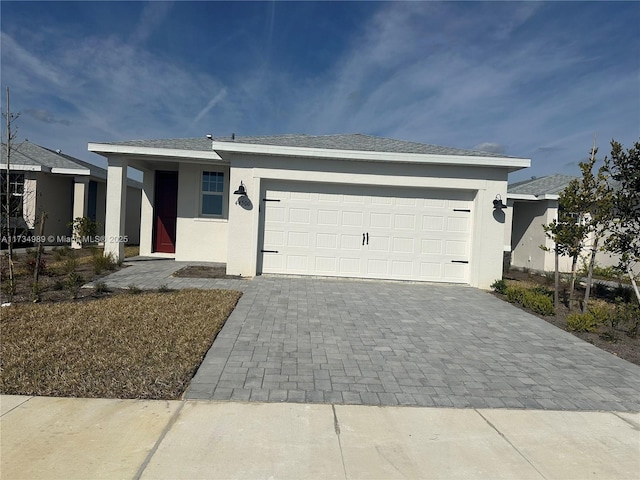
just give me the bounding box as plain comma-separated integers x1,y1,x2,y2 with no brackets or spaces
366,233,369,245
363,233,366,245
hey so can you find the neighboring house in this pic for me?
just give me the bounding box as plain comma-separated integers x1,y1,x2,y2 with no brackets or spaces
506,174,622,273
1,141,141,246
89,134,530,289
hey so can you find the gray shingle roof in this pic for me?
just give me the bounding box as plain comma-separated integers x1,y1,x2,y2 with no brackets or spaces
2,141,141,187
97,133,521,158
508,174,577,195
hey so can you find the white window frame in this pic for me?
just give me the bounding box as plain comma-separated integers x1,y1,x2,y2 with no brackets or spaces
199,168,228,218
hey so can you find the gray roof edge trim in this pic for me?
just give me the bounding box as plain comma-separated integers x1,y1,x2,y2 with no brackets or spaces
88,143,224,161
0,163,47,172
212,142,531,168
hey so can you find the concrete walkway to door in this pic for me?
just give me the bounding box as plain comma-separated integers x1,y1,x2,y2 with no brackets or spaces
93,258,640,411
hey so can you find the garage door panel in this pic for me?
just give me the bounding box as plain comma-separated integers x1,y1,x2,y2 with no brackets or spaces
392,237,415,254
315,256,338,273
261,183,473,284
421,239,443,255
316,233,338,249
445,240,468,256
286,255,308,271
422,215,444,232
339,257,360,274
367,258,390,276
394,214,416,230
265,206,286,223
287,231,309,247
317,209,339,226
370,212,392,228
289,208,311,224
391,260,413,276
342,211,364,227
368,236,390,252
420,262,442,278
340,234,362,250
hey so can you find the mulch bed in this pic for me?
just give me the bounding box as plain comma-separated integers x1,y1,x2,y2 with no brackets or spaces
497,269,640,367
172,265,244,279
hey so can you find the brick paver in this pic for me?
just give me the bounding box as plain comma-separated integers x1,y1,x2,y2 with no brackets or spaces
96,259,640,411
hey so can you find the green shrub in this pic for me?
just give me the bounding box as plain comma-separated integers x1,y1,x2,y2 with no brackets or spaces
62,257,78,275
613,284,633,303
66,272,85,299
567,312,598,332
505,284,554,316
94,281,111,294
506,285,526,305
490,279,508,294
93,253,117,274
521,291,554,316
615,302,640,337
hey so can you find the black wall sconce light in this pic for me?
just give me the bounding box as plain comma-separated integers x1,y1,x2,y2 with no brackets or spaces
493,194,507,209
233,181,247,196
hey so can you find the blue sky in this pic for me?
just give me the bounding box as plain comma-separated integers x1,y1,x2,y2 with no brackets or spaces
1,1,639,182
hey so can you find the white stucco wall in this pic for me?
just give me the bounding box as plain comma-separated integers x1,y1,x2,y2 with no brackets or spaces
34,173,74,240
125,185,141,245
174,163,229,262
226,154,510,289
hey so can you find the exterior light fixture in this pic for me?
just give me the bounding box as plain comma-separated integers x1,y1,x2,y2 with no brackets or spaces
233,181,247,196
493,194,507,209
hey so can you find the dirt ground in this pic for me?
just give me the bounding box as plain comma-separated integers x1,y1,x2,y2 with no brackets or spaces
0,248,129,304
499,269,639,367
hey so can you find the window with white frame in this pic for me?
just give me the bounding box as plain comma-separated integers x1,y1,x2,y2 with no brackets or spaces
201,171,224,216
0,173,24,216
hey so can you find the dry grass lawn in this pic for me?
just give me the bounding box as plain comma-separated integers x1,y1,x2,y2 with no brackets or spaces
1,289,241,399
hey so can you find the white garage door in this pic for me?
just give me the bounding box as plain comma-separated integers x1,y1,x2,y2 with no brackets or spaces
259,182,474,283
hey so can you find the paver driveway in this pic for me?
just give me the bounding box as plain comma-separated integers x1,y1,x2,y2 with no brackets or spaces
96,259,640,411
183,275,640,411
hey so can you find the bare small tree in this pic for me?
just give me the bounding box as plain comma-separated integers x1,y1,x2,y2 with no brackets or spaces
2,86,20,299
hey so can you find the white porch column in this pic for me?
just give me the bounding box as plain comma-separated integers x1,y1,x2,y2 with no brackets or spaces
138,168,154,256
104,157,128,261
71,177,90,249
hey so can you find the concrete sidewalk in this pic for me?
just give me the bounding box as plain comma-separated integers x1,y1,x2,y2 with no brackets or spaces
2,395,639,480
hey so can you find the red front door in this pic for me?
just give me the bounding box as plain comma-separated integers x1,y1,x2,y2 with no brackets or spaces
153,171,178,253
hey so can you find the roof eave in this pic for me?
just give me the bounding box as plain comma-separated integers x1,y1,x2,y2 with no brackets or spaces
212,141,531,169
0,164,47,172
508,193,559,201
88,143,225,162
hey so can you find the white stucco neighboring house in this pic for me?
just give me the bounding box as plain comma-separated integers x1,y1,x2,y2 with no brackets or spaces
89,134,530,289
506,174,625,273
1,141,142,246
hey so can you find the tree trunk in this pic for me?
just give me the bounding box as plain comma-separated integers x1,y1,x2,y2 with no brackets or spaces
628,265,640,306
32,212,46,302
4,86,15,296
569,254,578,310
554,247,559,313
582,236,599,312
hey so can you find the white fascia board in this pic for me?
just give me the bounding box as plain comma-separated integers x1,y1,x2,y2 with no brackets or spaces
0,164,46,172
51,167,90,175
211,142,531,169
507,193,560,201
507,193,539,201
88,143,225,162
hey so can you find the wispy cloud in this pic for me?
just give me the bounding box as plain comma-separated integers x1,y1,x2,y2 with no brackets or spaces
1,1,637,181
130,1,174,45
24,109,71,126
192,89,228,125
